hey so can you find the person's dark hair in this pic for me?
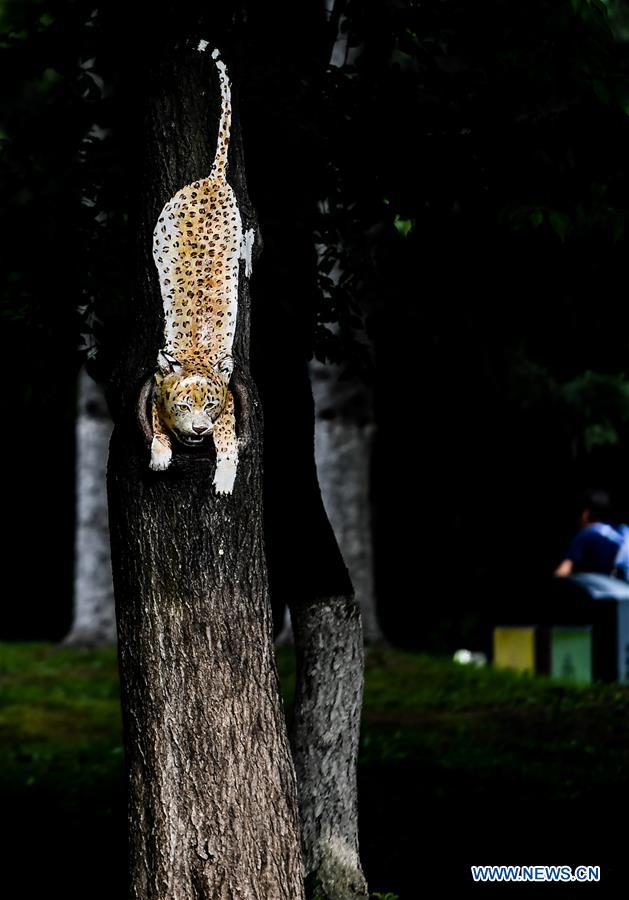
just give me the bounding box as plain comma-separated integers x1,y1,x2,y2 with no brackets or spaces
581,488,611,521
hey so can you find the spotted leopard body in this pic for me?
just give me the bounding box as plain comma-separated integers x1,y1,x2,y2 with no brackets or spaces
149,46,250,494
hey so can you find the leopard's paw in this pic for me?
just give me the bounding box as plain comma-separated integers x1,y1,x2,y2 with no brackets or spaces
150,437,172,471
213,460,237,494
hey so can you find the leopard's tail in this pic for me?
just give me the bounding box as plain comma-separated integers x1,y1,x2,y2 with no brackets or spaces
208,47,231,180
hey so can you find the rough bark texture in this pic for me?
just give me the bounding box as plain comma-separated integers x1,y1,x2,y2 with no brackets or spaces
107,42,304,900
64,367,116,647
291,598,367,900
110,456,304,900
310,360,383,646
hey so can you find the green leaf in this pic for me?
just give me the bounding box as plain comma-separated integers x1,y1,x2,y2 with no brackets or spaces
584,421,619,451
393,215,414,237
548,210,571,241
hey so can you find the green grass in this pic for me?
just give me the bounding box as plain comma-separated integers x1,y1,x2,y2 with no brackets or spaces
0,643,122,825
2,642,629,896
359,649,629,791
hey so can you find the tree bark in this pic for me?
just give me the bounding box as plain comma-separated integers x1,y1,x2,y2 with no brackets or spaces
275,363,384,648
64,366,116,647
291,598,366,900
310,360,384,646
107,41,304,900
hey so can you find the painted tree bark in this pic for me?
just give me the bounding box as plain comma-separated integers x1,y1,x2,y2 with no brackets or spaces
107,42,304,900
64,366,116,647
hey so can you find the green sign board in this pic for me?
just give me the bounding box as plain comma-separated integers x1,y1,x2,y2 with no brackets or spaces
550,627,592,684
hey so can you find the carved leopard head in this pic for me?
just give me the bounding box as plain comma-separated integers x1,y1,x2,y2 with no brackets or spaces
155,350,232,446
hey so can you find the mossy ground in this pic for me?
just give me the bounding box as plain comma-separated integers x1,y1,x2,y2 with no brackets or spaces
2,643,628,896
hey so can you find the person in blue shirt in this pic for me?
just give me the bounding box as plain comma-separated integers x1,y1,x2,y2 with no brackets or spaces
555,489,628,578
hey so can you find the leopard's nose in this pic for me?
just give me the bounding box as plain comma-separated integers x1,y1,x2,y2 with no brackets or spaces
192,424,208,435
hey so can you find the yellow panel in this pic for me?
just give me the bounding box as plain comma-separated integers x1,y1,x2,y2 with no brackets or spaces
493,627,536,673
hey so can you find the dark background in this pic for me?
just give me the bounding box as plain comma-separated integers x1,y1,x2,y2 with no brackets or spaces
4,0,629,655
4,4,629,896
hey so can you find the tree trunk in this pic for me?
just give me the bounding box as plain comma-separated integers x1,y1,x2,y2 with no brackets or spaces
275,359,384,649
107,41,303,900
291,597,366,900
64,366,116,647
258,350,368,899
310,360,384,645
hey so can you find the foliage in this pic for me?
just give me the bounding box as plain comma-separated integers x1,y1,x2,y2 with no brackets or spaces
557,369,629,449
605,0,629,39
317,0,629,391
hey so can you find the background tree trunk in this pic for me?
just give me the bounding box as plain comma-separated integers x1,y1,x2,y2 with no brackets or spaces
310,359,384,646
64,366,116,647
107,41,304,900
277,360,384,651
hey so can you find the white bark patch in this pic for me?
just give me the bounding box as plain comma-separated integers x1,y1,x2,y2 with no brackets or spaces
241,228,255,278
197,39,209,52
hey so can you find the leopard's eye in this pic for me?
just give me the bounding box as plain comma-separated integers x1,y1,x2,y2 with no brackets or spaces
203,399,219,411
175,402,191,412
